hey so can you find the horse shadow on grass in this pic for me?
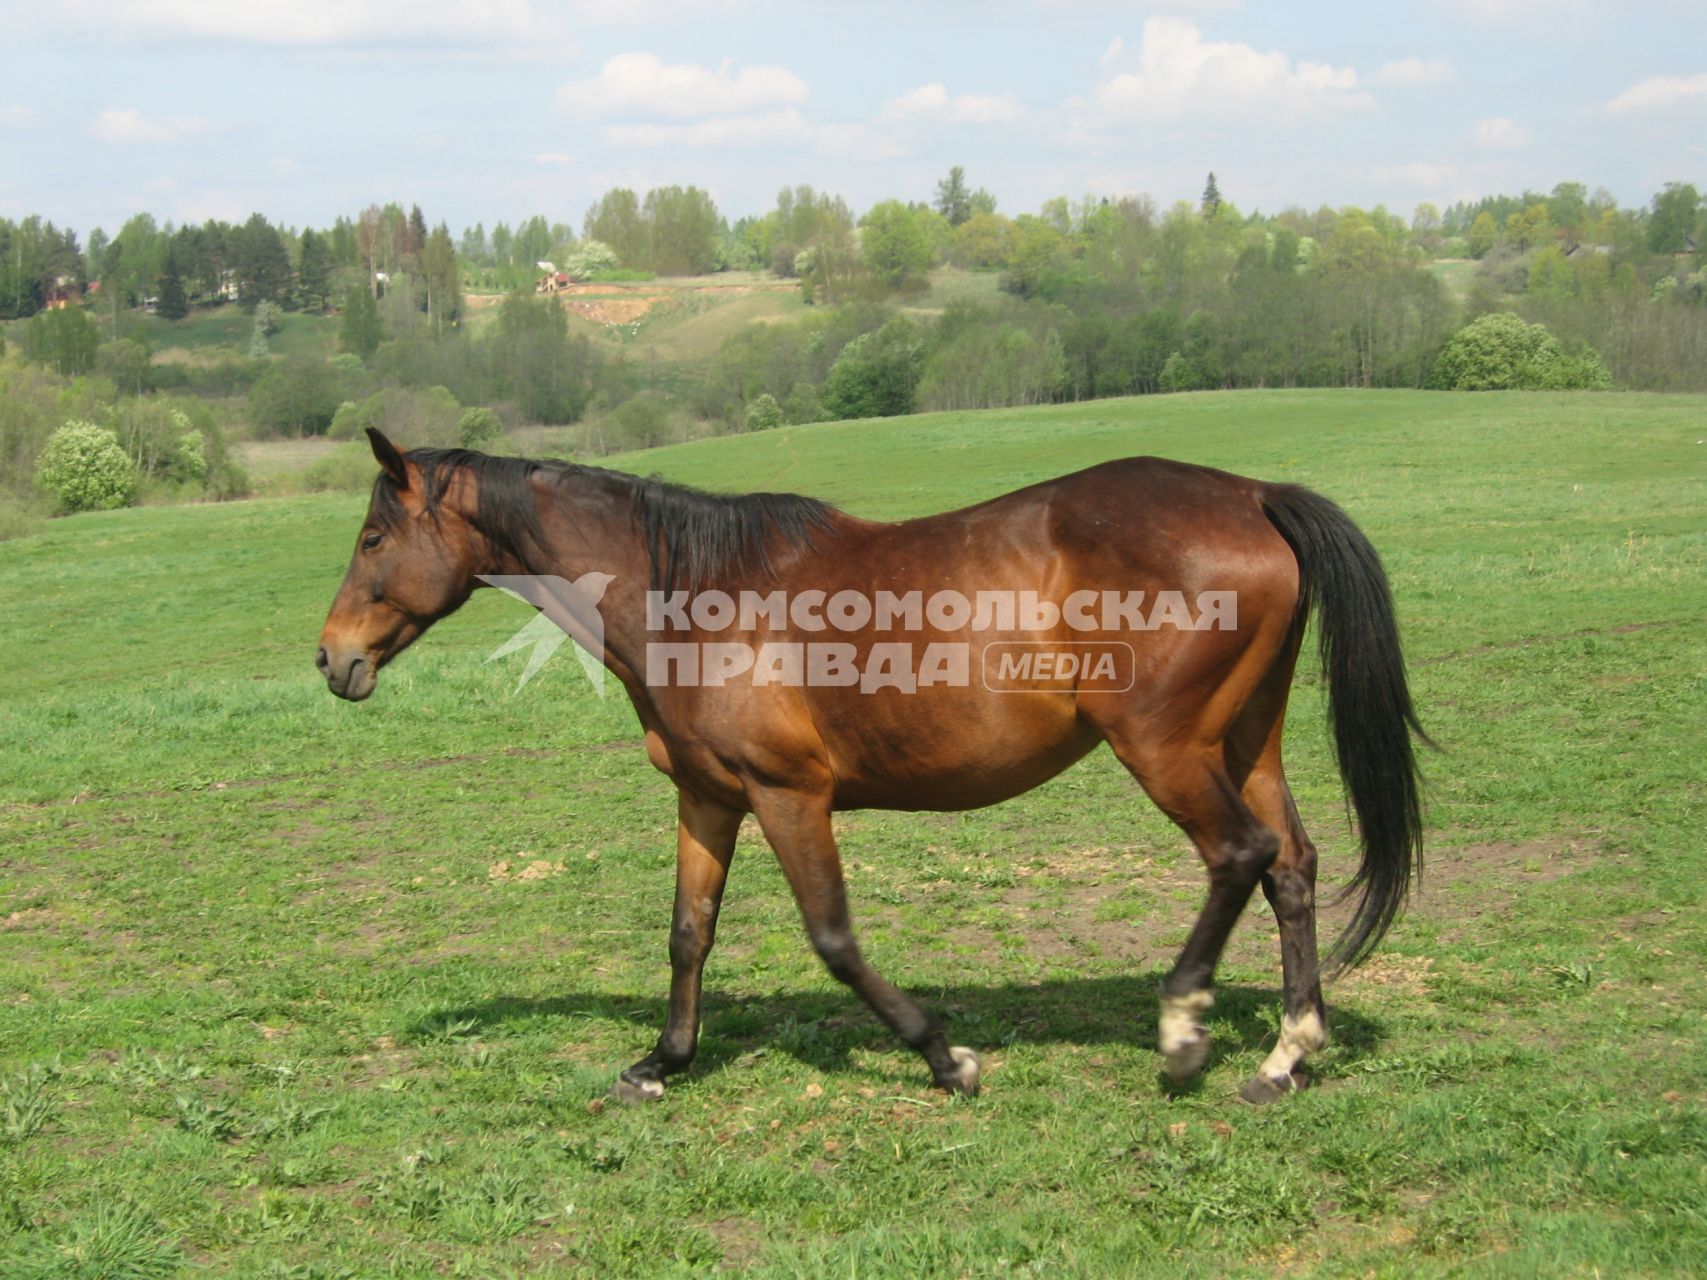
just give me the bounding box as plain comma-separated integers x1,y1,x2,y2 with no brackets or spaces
410,972,1388,1091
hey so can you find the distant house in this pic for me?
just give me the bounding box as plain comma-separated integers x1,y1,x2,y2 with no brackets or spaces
45,275,81,309
536,271,572,294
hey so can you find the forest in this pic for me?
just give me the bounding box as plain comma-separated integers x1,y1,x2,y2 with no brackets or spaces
2,170,1703,528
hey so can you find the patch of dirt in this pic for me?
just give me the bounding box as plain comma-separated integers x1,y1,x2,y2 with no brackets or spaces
1402,838,1596,943
1335,952,1436,998
565,297,659,325
488,858,568,883
2,907,55,931
465,279,795,327
703,1216,767,1270
860,838,1597,978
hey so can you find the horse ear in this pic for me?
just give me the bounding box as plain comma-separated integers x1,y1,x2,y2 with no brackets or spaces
367,428,409,489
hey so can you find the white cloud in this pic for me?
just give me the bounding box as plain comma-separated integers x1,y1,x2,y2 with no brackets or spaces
534,152,575,166
1094,18,1371,125
879,83,1025,126
558,52,808,120
606,107,812,149
1371,57,1455,87
87,108,210,144
1472,116,1530,148
1607,73,1707,114
0,105,41,128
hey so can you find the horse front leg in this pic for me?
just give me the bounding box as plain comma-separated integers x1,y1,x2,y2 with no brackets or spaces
748,786,980,1096
612,789,744,1103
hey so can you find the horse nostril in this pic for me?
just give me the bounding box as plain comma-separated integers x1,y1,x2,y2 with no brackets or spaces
315,646,331,676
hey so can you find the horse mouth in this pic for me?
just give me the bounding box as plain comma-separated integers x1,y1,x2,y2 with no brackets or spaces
320,651,378,701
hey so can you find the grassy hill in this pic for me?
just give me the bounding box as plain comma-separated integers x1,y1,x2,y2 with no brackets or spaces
1,390,1702,1276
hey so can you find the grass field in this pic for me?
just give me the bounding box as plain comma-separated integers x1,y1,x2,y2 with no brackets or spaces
137,308,342,362
1,390,1703,1277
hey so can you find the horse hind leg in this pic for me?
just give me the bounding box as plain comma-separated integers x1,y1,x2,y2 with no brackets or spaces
1220,633,1329,1103
1097,724,1282,1084
1240,759,1329,1103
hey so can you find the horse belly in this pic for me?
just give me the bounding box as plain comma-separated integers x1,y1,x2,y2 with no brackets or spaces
826,695,1098,812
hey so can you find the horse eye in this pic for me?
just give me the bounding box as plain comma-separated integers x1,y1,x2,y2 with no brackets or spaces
361,532,384,551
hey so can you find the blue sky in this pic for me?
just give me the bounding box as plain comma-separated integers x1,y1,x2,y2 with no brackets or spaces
2,0,1704,237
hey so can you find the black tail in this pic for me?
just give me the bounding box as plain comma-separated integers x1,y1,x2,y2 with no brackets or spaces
1261,484,1426,971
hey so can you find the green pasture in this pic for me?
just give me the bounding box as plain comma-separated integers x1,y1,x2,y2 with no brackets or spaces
1,390,1702,1276
137,308,341,362
1426,259,1481,303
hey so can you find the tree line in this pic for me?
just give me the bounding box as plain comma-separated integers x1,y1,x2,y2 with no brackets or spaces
2,170,1705,524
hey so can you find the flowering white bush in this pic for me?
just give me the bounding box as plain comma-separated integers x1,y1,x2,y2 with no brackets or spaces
36,421,137,513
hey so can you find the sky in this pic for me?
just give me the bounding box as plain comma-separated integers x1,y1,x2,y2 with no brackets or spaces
2,0,1704,238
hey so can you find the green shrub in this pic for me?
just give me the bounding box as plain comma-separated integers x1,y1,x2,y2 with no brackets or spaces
174,427,208,482
1431,312,1611,390
744,393,785,431
1547,353,1612,390
303,441,384,493
458,406,504,448
183,356,263,398
782,382,823,426
36,421,137,512
822,317,925,420
1159,351,1202,392
566,240,620,278
248,355,359,437
326,385,462,447
607,392,672,450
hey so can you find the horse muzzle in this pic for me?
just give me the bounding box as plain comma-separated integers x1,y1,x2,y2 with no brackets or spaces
316,645,378,701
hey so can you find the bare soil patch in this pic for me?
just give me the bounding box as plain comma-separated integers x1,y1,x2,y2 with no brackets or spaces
864,838,1597,977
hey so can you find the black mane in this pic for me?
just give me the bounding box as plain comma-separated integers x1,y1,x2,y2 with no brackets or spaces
372,447,836,591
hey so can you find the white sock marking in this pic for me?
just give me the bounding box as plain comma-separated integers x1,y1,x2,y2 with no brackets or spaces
1159,990,1214,1055
1257,1009,1326,1080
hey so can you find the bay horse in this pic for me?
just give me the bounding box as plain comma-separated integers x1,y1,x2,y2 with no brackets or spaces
317,429,1423,1105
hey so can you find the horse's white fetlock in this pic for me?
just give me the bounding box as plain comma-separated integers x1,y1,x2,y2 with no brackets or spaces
1159,990,1214,1081
945,1045,981,1096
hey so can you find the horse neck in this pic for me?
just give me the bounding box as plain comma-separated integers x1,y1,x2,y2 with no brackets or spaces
514,467,654,683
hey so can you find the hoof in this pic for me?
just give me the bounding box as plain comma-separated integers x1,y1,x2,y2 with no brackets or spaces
610,1074,665,1105
1164,1037,1211,1084
1239,1072,1301,1105
937,1046,981,1096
